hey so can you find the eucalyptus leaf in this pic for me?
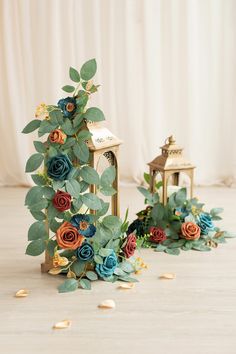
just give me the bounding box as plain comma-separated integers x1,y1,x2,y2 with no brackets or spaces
73,141,89,162
62,85,75,93
79,278,91,290
58,278,78,293
25,153,44,172
28,221,48,241
83,107,105,122
69,67,80,82
33,141,47,153
86,271,98,281
81,193,102,210
80,166,99,185
22,119,41,134
65,179,80,198
26,239,46,256
80,58,97,80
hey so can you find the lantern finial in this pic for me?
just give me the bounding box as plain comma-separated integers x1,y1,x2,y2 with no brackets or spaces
165,135,176,145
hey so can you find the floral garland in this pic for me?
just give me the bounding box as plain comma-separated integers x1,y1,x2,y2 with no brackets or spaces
22,59,145,292
128,173,235,255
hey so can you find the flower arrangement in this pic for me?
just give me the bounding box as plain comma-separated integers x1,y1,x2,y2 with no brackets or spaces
128,173,235,255
22,59,143,292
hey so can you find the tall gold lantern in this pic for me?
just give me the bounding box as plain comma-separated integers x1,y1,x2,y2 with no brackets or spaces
148,136,195,205
85,121,122,216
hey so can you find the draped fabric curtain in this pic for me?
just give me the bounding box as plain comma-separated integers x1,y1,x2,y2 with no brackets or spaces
0,0,235,186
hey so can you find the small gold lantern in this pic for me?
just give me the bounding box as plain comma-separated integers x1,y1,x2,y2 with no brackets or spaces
148,136,195,205
85,121,122,216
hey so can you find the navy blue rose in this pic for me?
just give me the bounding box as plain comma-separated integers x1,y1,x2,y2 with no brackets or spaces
47,154,72,181
95,251,117,278
77,242,94,261
198,213,215,235
58,97,77,118
71,214,96,238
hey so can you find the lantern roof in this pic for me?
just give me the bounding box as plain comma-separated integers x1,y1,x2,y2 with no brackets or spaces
148,135,195,171
83,121,122,151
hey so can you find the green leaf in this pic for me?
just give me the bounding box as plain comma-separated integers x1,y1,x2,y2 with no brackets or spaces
192,244,211,251
137,186,153,203
223,231,236,238
72,198,83,213
48,146,58,158
47,239,58,257
28,221,47,241
38,120,56,137
47,203,59,221
49,218,63,233
25,153,44,172
77,129,93,141
26,239,46,256
61,119,76,136
83,107,105,122
168,239,185,248
151,203,165,221
33,141,47,153
43,186,55,199
62,137,76,149
143,172,150,184
71,260,86,276
29,199,48,212
175,188,187,206
58,279,78,293
94,254,104,264
100,186,117,196
119,261,134,273
99,248,113,257
73,141,89,162
31,174,47,186
25,186,44,206
80,166,99,185
86,271,98,281
69,67,80,82
65,179,80,198
100,166,116,187
80,58,97,80
114,268,126,276
164,248,180,255
62,85,75,93
52,180,65,190
22,119,41,134
96,201,110,217
73,113,84,128
30,210,46,221
79,278,91,290
102,215,122,232
154,244,167,252
49,110,64,125
81,193,102,210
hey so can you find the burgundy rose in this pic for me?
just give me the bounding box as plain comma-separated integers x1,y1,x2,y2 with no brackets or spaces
123,233,137,258
52,191,72,212
149,227,167,243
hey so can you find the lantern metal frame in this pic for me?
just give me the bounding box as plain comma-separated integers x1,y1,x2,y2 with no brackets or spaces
148,136,195,205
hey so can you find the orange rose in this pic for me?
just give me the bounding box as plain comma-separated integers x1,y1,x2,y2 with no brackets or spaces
56,221,84,249
49,129,66,144
181,222,200,241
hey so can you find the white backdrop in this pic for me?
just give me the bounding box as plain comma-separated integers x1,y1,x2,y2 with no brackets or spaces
0,0,236,186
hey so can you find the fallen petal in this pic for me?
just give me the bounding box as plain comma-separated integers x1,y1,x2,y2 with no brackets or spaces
15,289,29,297
98,299,116,309
53,320,71,329
118,283,135,290
159,273,176,280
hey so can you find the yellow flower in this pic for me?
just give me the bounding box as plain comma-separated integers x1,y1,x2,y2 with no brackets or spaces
35,102,49,119
53,252,69,267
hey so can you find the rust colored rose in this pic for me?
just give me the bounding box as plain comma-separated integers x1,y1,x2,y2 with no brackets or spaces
181,222,200,241
123,233,137,258
49,129,66,144
149,227,167,243
52,191,72,212
56,221,84,250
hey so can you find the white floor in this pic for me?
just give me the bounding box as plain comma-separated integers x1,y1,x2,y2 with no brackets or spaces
1,186,236,354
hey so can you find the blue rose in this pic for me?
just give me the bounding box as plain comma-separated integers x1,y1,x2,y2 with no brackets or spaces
95,251,117,278
77,242,94,261
58,97,77,118
71,214,96,238
198,213,215,235
47,154,72,181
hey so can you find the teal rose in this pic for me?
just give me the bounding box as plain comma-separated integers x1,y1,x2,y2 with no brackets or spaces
95,251,117,278
198,213,215,235
77,242,94,261
47,154,72,181
58,97,77,119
